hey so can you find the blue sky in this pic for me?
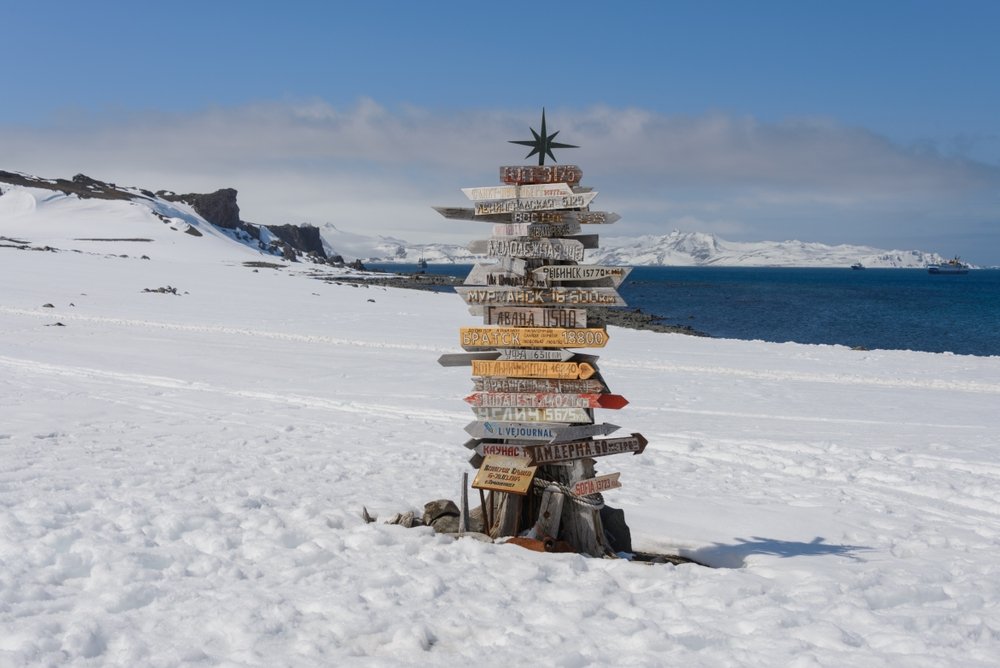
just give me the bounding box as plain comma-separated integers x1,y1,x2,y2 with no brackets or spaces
3,0,1000,262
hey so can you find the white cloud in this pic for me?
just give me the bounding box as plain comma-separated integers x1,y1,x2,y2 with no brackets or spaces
3,99,999,259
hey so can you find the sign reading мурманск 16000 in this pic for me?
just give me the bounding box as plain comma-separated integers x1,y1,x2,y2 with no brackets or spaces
455,287,625,307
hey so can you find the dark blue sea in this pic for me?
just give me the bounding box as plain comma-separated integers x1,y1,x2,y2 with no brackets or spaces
367,264,1000,357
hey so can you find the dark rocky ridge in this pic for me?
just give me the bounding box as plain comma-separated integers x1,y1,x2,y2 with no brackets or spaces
0,171,332,263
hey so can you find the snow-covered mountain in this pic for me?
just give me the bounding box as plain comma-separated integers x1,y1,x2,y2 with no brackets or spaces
341,228,946,268
0,170,948,268
588,231,947,268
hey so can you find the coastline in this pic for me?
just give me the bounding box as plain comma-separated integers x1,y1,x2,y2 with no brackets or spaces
319,268,710,338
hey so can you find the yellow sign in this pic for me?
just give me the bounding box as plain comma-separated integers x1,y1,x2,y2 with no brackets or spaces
471,360,596,380
461,327,608,349
472,455,537,496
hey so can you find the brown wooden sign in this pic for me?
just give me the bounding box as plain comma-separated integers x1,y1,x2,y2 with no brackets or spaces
492,221,582,238
549,422,622,441
523,434,648,466
484,307,587,328
461,327,608,349
479,238,585,262
463,183,575,201
473,376,608,394
572,473,621,496
472,441,531,459
433,207,620,225
456,286,626,307
472,455,537,495
464,265,547,288
471,360,596,380
464,420,569,441
474,192,597,215
464,392,629,409
532,265,632,286
500,165,583,185
437,351,500,367
471,406,593,424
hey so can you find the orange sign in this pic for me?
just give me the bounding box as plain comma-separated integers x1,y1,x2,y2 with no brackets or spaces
461,327,608,349
472,455,538,496
471,360,596,380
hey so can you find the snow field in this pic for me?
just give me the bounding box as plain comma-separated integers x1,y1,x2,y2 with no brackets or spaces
2,186,1000,665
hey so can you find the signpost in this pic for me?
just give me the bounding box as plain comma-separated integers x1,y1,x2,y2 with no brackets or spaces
532,265,632,285
571,473,621,496
433,206,620,225
471,406,593,424
461,326,609,349
500,164,583,185
484,307,587,328
434,109,647,557
492,222,581,238
463,183,575,201
473,376,608,395
464,392,629,409
464,420,570,441
466,238,585,261
523,434,647,466
495,348,575,361
473,191,597,215
455,286,626,307
472,455,537,495
471,359,596,380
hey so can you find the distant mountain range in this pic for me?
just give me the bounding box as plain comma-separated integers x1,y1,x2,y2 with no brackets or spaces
330,226,946,269
1,170,949,268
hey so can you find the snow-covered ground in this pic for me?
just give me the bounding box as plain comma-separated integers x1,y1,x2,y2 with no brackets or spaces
2,186,1000,665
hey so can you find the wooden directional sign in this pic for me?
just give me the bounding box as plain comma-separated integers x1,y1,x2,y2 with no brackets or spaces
473,192,597,215
472,441,530,459
523,434,647,466
500,165,582,185
471,359,596,379
550,422,621,441
437,351,500,367
433,207,620,225
463,183,574,201
492,222,581,238
461,327,608,349
467,238,585,262
510,210,618,225
496,348,574,362
464,420,569,441
474,376,608,395
572,472,621,497
456,286,626,308
464,393,629,409
472,455,537,495
532,265,632,286
485,307,587,328
464,264,547,288
471,406,593,424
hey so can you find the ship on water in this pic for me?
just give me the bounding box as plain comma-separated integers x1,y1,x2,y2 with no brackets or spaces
927,257,970,275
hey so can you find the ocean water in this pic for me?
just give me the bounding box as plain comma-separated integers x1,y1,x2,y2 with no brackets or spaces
367,264,1000,357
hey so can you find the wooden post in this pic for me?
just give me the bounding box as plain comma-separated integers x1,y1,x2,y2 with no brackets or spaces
460,472,469,534
534,485,565,548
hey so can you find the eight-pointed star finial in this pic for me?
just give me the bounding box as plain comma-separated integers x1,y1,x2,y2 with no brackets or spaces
509,108,578,166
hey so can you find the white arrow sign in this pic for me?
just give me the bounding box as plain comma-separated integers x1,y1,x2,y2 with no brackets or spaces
463,183,574,201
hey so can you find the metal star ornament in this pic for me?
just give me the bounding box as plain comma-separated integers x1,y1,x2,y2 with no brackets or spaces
509,108,578,166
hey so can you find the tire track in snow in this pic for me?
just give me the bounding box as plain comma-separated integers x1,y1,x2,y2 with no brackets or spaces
603,359,1000,395
634,405,987,431
0,308,448,353
0,355,466,424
